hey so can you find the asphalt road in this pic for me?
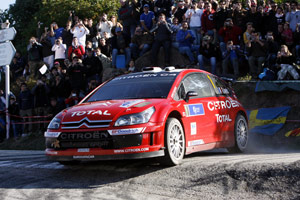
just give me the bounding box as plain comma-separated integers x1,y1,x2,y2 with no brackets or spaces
0,150,299,200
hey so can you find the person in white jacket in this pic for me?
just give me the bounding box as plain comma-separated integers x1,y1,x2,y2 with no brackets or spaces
70,20,90,48
51,37,67,68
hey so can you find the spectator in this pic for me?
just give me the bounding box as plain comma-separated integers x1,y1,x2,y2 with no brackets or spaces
27,37,43,78
67,37,85,60
154,0,173,20
265,31,279,70
111,27,131,68
170,17,182,49
243,3,262,33
62,20,73,50
150,13,173,66
48,97,65,118
246,32,267,79
243,22,254,45
95,47,112,69
65,89,82,107
50,22,64,39
176,21,198,64
198,35,218,74
274,23,284,45
230,1,246,31
221,40,240,78
218,18,242,54
70,20,90,48
86,18,96,43
98,37,111,57
201,2,216,36
110,15,123,30
10,57,24,81
214,0,230,33
173,0,187,23
285,1,300,32
140,4,156,33
184,1,203,45
52,37,67,67
118,0,136,37
282,22,294,49
18,83,33,135
8,96,22,138
294,23,300,63
96,13,113,38
276,44,298,80
130,26,153,60
40,29,55,69
66,56,86,92
83,48,103,82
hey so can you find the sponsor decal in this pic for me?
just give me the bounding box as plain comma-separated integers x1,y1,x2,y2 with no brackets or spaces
185,104,205,117
71,110,111,117
108,128,145,136
215,114,232,123
97,102,112,107
52,140,60,148
44,132,61,138
191,122,197,135
207,100,239,111
45,150,58,155
188,139,204,147
78,148,90,152
120,100,145,108
114,73,177,80
60,132,109,140
114,147,150,154
73,155,95,159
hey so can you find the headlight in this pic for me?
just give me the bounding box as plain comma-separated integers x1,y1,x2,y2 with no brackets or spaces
115,107,155,126
48,117,61,129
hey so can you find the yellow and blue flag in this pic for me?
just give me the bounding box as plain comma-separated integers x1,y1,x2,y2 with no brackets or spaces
246,106,291,135
285,128,300,137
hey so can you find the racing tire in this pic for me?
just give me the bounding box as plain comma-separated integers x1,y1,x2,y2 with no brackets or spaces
160,118,185,166
227,114,249,153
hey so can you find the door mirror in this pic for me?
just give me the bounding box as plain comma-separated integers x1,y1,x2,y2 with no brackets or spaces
185,91,198,103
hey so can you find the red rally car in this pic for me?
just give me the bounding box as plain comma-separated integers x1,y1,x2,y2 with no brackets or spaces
45,67,249,165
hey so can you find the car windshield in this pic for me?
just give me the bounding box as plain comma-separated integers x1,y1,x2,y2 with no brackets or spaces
85,72,179,102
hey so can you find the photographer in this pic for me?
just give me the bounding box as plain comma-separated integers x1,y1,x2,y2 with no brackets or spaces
221,40,241,78
96,13,113,38
246,32,268,79
197,35,218,74
66,56,87,92
27,37,43,78
50,22,64,40
52,37,67,68
70,20,90,48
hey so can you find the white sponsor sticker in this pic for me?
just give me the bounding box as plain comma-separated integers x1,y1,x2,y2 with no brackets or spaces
215,114,232,123
108,128,145,136
45,149,58,155
73,155,95,159
114,148,150,154
77,148,90,152
44,132,61,138
188,139,204,147
120,100,145,108
191,122,197,135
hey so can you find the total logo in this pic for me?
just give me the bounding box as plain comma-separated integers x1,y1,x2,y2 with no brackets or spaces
215,114,232,123
71,110,111,117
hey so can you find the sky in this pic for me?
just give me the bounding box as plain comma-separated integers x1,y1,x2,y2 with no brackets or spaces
0,0,16,11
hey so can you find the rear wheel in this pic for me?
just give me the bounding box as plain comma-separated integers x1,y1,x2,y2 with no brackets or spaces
227,114,248,153
160,118,185,166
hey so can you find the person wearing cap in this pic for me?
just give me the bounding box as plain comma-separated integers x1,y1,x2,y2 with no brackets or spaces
140,4,155,32
197,35,218,74
111,27,131,68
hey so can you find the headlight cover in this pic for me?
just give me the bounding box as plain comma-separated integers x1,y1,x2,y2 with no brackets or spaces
115,107,155,126
47,117,61,129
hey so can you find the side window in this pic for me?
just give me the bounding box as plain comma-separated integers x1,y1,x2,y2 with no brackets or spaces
177,73,214,100
207,75,231,96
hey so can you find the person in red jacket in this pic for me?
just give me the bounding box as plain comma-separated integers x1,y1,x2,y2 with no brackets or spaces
201,2,216,36
218,18,242,58
67,37,85,60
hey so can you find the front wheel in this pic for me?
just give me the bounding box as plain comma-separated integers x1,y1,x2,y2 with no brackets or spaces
227,114,249,153
160,118,185,166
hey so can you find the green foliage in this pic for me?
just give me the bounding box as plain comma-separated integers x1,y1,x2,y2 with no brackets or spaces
5,0,120,55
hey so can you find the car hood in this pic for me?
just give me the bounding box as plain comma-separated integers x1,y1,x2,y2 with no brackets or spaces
61,99,165,124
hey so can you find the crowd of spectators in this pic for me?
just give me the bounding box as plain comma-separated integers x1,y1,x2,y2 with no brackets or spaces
1,0,300,139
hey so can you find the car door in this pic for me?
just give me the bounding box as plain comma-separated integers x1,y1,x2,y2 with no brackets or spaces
175,73,219,146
